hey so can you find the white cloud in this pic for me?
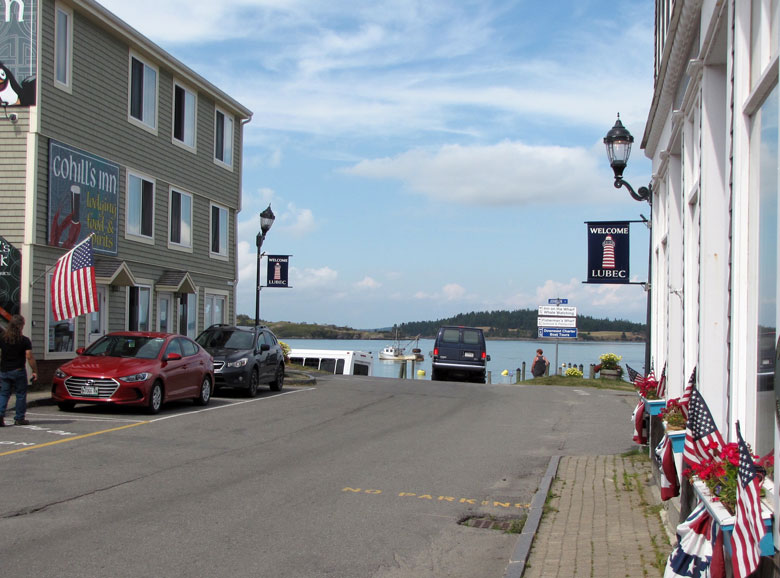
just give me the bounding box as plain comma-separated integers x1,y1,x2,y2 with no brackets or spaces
355,276,381,289
290,266,338,289
344,140,604,206
413,283,467,301
279,203,316,237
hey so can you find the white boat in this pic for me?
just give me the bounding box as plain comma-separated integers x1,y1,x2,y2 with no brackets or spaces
379,334,424,362
379,344,405,360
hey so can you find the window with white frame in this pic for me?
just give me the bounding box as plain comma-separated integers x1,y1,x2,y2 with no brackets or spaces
127,172,155,240
54,3,73,91
214,108,234,167
169,188,192,249
752,83,778,457
210,203,228,257
46,273,77,356
204,293,226,327
129,54,158,130
173,82,197,149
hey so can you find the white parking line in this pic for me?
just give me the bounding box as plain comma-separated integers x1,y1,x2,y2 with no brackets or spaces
149,387,316,422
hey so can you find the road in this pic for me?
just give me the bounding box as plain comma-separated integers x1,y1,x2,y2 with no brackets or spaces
0,376,637,577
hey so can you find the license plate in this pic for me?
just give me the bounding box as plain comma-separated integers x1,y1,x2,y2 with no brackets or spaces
80,385,99,396
464,352,474,358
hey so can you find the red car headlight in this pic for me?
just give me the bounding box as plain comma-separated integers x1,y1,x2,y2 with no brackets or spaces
119,372,152,383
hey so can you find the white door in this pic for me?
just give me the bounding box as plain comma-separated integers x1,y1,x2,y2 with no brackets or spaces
157,292,173,333
87,286,108,343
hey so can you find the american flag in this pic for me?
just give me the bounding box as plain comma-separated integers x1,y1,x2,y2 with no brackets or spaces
654,433,679,500
731,422,766,578
657,363,667,398
51,236,98,321
626,364,645,387
682,387,725,469
680,367,696,418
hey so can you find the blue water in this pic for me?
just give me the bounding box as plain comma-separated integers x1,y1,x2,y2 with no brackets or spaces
283,338,645,382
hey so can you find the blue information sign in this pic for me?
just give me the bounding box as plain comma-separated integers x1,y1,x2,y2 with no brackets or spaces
538,328,578,339
548,298,568,305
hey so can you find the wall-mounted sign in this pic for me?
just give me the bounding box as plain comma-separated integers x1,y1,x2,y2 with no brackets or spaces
0,0,37,106
48,140,119,255
266,255,290,288
0,236,21,315
585,221,630,284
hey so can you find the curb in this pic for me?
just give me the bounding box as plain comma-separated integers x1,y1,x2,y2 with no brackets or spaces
503,455,560,578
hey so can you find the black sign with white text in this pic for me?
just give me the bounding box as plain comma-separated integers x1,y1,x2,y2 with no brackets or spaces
266,255,290,288
585,221,630,284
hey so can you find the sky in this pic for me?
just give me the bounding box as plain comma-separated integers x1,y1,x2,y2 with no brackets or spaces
98,0,655,329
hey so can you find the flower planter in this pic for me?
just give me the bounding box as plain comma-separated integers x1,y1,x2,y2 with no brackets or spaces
692,478,775,557
641,396,666,416
600,368,621,380
663,423,685,453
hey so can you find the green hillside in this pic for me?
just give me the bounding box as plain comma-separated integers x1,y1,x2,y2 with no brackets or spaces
237,310,645,341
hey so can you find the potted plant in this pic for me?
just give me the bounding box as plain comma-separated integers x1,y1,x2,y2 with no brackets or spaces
659,397,686,430
687,442,774,515
597,353,623,379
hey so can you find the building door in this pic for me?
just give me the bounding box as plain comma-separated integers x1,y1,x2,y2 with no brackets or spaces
87,286,107,343
157,292,173,333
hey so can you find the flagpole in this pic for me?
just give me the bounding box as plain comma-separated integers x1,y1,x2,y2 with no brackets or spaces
29,234,95,288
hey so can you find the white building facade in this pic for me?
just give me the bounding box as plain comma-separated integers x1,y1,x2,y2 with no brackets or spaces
642,0,779,566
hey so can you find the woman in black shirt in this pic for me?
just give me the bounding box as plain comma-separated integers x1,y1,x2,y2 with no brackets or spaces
0,314,38,426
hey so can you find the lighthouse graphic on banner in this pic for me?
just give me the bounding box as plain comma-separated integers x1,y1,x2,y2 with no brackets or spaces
602,235,616,268
585,221,630,284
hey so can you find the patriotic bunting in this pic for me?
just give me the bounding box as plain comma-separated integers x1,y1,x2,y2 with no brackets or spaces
664,502,725,578
654,434,679,500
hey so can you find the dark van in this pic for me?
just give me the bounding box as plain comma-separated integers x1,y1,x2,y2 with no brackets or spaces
430,326,490,383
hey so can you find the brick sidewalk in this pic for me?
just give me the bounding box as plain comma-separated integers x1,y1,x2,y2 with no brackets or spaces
523,454,669,578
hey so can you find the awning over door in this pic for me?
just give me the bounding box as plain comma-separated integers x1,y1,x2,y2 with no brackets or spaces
94,258,137,286
156,270,197,294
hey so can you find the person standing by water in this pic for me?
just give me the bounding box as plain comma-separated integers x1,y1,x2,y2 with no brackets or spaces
0,314,38,426
531,348,549,378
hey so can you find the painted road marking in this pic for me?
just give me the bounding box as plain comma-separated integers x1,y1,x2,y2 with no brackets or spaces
342,487,531,510
0,422,149,457
0,388,316,457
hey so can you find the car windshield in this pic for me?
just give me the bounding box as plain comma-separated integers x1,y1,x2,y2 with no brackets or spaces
197,330,254,350
85,335,165,359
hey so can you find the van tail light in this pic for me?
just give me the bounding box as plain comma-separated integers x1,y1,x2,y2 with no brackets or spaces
434,347,439,356
481,352,487,360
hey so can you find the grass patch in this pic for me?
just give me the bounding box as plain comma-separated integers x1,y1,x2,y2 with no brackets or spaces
519,375,635,392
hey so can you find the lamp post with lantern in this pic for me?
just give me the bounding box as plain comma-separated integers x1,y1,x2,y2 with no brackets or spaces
255,205,276,326
604,115,653,374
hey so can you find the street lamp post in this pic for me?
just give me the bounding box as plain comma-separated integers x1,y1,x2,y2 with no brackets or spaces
604,115,653,374
255,205,276,326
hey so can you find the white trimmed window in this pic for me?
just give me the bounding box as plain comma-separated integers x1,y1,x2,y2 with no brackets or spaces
173,82,197,149
54,3,73,92
127,171,155,242
210,203,229,258
129,54,158,131
169,188,192,249
214,108,234,168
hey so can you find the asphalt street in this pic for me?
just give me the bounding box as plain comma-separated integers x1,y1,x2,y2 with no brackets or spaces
0,376,637,577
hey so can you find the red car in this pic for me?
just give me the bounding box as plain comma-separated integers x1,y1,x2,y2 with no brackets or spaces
52,332,214,415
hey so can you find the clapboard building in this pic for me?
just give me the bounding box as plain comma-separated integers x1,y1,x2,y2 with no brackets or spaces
0,0,251,380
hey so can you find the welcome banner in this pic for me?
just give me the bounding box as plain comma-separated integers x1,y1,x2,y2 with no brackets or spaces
585,221,630,284
266,255,290,288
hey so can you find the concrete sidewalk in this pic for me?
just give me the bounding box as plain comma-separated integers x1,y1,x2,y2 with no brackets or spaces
521,454,669,577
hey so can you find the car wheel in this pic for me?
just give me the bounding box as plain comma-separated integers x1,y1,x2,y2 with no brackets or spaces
269,363,284,392
194,375,212,406
147,381,163,415
58,401,76,411
246,369,259,398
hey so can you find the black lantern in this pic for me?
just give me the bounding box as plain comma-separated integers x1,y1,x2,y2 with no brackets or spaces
604,114,650,202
